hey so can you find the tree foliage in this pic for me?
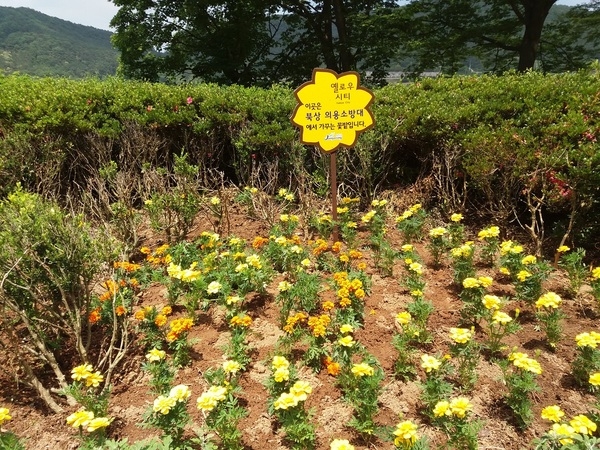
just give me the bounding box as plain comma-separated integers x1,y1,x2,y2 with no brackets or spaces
109,1,600,83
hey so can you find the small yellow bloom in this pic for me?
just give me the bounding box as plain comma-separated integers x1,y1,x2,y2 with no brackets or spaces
273,368,290,382
153,395,177,414
330,438,354,450
449,397,472,418
351,363,374,377
396,311,412,325
146,348,166,362
272,356,290,370
589,372,600,386
85,371,104,388
86,417,112,432
433,400,451,417
66,409,94,428
420,354,441,372
0,407,11,426
393,420,419,446
541,405,564,423
450,213,463,222
338,335,355,347
340,324,354,334
71,364,93,381
274,392,298,410
449,327,472,344
223,360,242,374
169,384,191,402
521,254,537,265
517,270,531,282
550,423,575,445
557,245,570,253
483,294,502,310
535,292,561,309
569,414,597,435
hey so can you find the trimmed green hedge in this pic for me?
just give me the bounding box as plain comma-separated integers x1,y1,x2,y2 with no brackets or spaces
0,67,599,249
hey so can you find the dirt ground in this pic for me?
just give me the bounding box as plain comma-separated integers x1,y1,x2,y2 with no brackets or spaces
1,203,599,450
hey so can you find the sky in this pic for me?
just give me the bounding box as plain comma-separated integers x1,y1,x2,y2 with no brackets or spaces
0,0,588,32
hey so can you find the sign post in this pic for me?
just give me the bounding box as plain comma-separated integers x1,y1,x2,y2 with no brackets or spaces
291,68,375,241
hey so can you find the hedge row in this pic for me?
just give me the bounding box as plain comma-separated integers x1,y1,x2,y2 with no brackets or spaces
0,66,599,250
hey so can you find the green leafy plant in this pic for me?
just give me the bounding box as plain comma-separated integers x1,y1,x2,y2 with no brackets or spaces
501,352,542,429
432,397,481,450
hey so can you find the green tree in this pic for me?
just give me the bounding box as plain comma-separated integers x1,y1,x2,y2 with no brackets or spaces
109,0,402,86
395,0,599,75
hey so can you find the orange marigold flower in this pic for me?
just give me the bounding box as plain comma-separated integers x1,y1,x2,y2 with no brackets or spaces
166,330,179,343
89,309,101,324
354,288,366,299
332,241,343,253
155,314,168,327
134,309,146,321
99,291,112,302
356,262,367,271
115,305,127,316
322,301,335,311
326,361,341,376
140,246,152,255
348,249,363,259
161,306,172,316
252,236,269,249
129,278,139,288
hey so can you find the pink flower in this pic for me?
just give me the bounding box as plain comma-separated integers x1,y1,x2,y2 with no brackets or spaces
187,97,193,105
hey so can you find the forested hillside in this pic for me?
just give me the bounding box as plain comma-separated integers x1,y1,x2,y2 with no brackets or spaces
0,7,118,78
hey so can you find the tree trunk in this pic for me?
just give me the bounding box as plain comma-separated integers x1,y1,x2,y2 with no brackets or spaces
332,0,353,71
517,0,557,71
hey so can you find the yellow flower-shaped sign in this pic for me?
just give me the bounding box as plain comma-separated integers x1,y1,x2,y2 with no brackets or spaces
291,68,375,153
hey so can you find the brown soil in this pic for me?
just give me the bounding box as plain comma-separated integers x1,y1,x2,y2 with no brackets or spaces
1,204,599,450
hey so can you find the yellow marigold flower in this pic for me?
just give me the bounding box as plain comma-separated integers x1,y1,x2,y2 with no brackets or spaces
541,405,565,423
274,392,299,410
290,380,312,401
354,288,365,299
340,324,354,334
71,364,94,381
361,210,376,223
140,246,151,255
450,213,463,222
409,262,423,275
462,277,480,289
478,276,493,288
517,270,531,282
278,281,292,293
589,372,600,386
510,244,524,254
230,314,252,327
393,420,418,446
338,335,355,347
153,395,177,414
492,311,512,324
401,244,414,252
66,409,94,428
429,227,448,237
535,292,561,309
196,386,227,412
0,407,11,426
499,267,510,275
273,368,290,382
339,297,352,307
483,294,502,310
420,354,441,372
207,281,222,294
576,332,598,348
351,363,374,377
433,400,451,417
449,397,472,418
550,423,575,445
570,415,597,435
272,356,290,370
356,261,367,271
169,385,191,403
591,267,600,279
86,417,112,432
330,439,354,450
557,245,570,253
521,254,537,265
339,253,350,263
346,221,357,229
85,371,104,388
396,311,412,325
449,327,472,344
134,309,146,321
410,289,423,298
410,203,422,212
146,348,166,362
395,210,412,222
301,258,312,268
